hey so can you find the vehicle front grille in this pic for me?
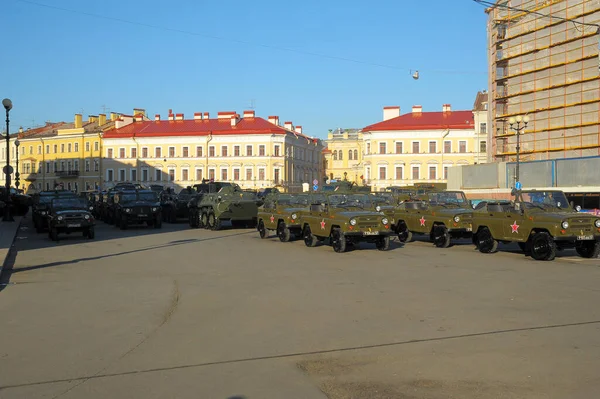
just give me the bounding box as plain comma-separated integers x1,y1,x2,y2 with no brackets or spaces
64,214,85,220
356,216,381,229
136,206,150,214
568,218,593,229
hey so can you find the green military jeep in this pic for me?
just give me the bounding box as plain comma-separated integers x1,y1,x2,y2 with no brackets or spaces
472,189,600,261
394,190,474,248
299,193,393,253
257,193,310,242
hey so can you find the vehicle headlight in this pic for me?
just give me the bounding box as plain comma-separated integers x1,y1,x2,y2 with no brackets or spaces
595,220,600,228
349,218,357,226
125,208,132,213
89,206,94,210
291,213,297,220
84,214,90,220
57,216,64,221
382,218,389,225
41,211,46,215
375,205,381,212
454,216,460,222
152,207,158,212
561,221,569,229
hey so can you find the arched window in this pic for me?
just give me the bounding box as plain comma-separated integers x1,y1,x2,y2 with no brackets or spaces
354,149,358,159
348,149,353,160
339,150,343,160
333,150,337,160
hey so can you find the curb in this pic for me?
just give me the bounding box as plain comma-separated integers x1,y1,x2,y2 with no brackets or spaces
0,216,23,279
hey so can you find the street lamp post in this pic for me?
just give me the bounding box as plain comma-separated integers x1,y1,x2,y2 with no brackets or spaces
14,139,20,190
2,98,13,222
508,115,530,188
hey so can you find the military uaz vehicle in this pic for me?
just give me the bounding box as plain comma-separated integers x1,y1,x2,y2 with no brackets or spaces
394,190,474,248
32,190,78,233
299,193,393,253
190,182,260,230
257,193,310,241
47,197,96,241
472,190,600,261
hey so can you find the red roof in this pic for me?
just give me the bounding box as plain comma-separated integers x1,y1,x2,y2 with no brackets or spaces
363,110,474,131
103,116,293,138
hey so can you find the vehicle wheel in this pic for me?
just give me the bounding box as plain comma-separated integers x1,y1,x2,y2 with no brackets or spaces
433,225,451,248
189,210,198,228
575,240,600,258
50,227,59,242
376,236,390,251
201,212,209,229
36,221,44,233
208,211,221,231
530,232,556,261
154,215,162,229
170,209,177,223
303,225,318,247
477,227,498,254
517,241,531,254
258,220,268,239
87,226,95,239
119,214,128,230
396,222,412,243
277,221,291,242
331,228,347,253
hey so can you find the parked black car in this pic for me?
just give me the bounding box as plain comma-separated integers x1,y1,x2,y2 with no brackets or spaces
162,187,196,223
32,190,78,233
0,187,32,216
113,189,162,229
47,197,95,241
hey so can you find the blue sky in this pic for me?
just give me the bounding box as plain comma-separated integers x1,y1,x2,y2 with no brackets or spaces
3,0,489,138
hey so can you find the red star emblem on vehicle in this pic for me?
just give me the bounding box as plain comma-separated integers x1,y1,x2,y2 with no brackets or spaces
270,214,274,223
419,216,426,226
320,219,326,229
510,220,519,233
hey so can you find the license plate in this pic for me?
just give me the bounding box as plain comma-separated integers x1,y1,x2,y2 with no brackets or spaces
138,214,147,217
466,227,472,232
67,223,81,228
363,231,379,236
577,235,594,240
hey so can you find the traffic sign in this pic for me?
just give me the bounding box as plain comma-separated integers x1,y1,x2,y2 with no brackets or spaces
515,181,522,190
3,165,13,175
313,185,318,191
330,179,337,183
313,179,318,185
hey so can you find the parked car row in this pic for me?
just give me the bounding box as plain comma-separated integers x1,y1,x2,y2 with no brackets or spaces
31,190,95,241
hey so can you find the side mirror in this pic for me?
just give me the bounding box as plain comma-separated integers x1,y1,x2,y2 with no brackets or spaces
575,205,582,212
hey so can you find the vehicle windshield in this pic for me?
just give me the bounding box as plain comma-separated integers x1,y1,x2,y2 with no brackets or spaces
520,191,570,210
51,198,87,209
328,194,371,209
371,192,394,205
277,194,309,206
177,189,196,199
121,192,159,203
427,191,468,207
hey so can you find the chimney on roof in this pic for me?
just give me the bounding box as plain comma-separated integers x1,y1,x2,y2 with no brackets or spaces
383,106,400,121
155,114,161,121
175,113,184,121
110,112,119,121
133,108,146,117
295,126,303,134
194,112,203,120
243,110,255,118
168,113,174,121
218,111,236,120
88,115,98,123
75,114,82,128
284,121,293,131
99,114,106,125
19,127,23,133
231,115,239,127
442,104,451,113
203,112,209,120
412,105,422,114
268,116,279,126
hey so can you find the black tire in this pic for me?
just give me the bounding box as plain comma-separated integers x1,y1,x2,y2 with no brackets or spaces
397,222,412,243
433,225,451,248
170,209,177,223
36,221,44,234
331,228,346,253
303,225,318,247
376,236,390,251
208,211,221,231
189,210,199,228
154,215,162,229
87,226,95,239
258,220,268,239
477,227,498,254
201,212,209,229
530,232,556,261
277,221,291,242
575,240,600,258
120,215,128,230
50,227,59,242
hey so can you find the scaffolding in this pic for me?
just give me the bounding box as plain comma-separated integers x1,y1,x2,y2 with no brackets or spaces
487,0,600,162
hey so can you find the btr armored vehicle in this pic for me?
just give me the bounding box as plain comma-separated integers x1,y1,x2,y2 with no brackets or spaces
113,189,162,229
194,183,261,230
47,197,95,241
299,193,393,253
257,193,310,241
394,190,474,248
188,182,233,228
32,190,78,233
473,190,600,260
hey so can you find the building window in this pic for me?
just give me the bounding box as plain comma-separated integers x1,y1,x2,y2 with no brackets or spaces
221,169,228,181
53,144,57,153
246,169,252,181
221,146,228,157
119,169,126,181
208,169,215,181
429,141,437,154
459,141,467,153
429,166,436,180
155,169,162,181
45,162,50,173
37,145,42,154
74,143,79,152
94,160,99,172
366,143,370,154
273,169,280,183
155,147,162,158
119,148,125,158
46,144,50,154
395,166,403,180
168,169,175,181
196,146,203,157
246,145,253,156
412,142,420,153
233,168,240,181
379,142,386,154
74,160,79,171
107,169,114,182
259,145,265,156
480,122,487,134
61,144,65,153
444,166,449,179
412,166,419,180
348,149,353,160
209,146,215,157
182,169,189,181
444,140,451,153
234,145,240,156
395,142,403,154
196,169,203,181
61,161,66,171
182,146,189,157
68,143,72,152
258,168,265,181
480,141,487,153
379,166,386,180
94,142,99,151
85,160,90,172
274,145,280,157
85,142,90,152
131,169,137,182
333,150,337,161
142,169,148,182
106,148,113,158
169,147,175,158
338,150,343,160
142,147,148,158
131,148,137,158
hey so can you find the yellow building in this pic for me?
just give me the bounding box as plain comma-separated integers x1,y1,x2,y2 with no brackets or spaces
323,128,364,184
101,110,324,192
361,104,485,191
14,113,117,193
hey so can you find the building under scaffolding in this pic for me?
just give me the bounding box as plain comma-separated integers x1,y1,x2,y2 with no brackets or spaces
487,0,600,162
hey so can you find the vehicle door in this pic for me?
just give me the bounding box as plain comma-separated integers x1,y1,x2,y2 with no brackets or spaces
306,193,328,237
502,202,528,241
410,201,429,233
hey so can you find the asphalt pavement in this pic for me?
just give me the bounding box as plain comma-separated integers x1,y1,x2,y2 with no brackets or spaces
0,216,599,399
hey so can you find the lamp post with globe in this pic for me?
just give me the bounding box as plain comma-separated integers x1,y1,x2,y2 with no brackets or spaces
2,98,13,222
508,114,530,189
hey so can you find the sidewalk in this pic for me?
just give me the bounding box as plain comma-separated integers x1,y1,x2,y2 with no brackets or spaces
0,216,23,276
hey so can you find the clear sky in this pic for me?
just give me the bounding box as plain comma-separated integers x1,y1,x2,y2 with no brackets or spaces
3,0,489,138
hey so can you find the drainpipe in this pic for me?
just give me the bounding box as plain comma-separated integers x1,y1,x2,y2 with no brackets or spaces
97,131,103,190
132,133,139,184
40,137,45,191
206,131,212,182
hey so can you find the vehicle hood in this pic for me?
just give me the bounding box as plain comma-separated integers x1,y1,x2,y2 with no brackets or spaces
530,211,583,220
282,206,308,213
55,209,90,215
430,207,473,216
336,210,385,218
122,201,160,207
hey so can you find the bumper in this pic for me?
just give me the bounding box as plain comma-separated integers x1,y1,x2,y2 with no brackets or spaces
124,213,160,222
53,221,94,232
448,227,473,237
343,230,394,238
554,235,600,242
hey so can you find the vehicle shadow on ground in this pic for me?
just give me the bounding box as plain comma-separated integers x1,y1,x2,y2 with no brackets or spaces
259,234,404,252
